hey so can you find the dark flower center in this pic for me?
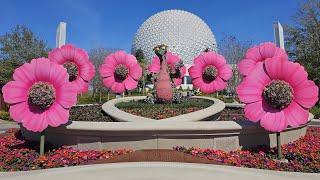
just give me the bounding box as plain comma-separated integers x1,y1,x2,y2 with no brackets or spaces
263,80,293,109
28,82,56,110
202,65,217,82
63,62,78,82
114,64,129,81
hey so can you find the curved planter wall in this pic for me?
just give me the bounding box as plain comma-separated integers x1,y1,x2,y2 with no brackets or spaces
102,96,225,122
21,101,312,152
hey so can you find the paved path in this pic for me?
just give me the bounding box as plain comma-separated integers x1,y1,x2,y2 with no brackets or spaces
0,120,19,134
309,119,320,127
0,162,318,180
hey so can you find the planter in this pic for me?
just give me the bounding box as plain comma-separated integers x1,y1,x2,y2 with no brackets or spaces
102,96,225,122
21,111,312,152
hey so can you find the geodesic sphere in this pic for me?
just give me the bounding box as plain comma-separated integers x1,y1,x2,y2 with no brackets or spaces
132,10,217,65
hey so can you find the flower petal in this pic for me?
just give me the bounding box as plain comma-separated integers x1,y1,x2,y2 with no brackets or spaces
245,45,262,61
293,80,319,108
56,82,78,109
188,65,203,78
48,47,65,64
114,51,127,64
283,101,309,128
100,63,115,78
259,42,277,59
22,109,48,132
236,62,270,103
111,82,125,93
264,56,288,79
123,76,138,90
47,103,69,127
244,101,269,122
102,76,116,89
2,81,28,104
129,63,142,80
218,64,232,81
32,58,52,82
9,102,30,123
260,110,287,132
211,77,227,91
13,63,36,86
49,63,69,88
60,44,75,60
238,59,257,76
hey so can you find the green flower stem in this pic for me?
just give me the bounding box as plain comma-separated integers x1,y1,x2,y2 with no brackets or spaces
40,131,45,155
276,132,282,160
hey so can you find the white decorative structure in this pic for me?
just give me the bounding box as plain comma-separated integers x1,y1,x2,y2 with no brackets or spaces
273,21,285,49
56,22,67,48
132,10,217,65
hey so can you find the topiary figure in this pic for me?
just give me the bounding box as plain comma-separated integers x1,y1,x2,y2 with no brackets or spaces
153,44,173,103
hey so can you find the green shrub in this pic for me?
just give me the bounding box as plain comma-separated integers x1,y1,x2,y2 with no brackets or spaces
310,105,320,119
0,111,12,121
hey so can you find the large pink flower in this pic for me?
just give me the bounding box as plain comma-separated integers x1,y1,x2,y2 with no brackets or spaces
238,42,288,76
148,52,186,86
48,44,95,93
2,58,78,132
237,57,318,132
99,51,142,93
188,52,232,94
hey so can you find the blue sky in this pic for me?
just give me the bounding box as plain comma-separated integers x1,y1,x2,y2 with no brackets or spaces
0,0,301,52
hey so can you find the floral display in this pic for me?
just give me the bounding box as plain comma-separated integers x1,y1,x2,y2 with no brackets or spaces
188,51,232,94
238,42,288,76
99,51,142,93
48,44,95,93
2,58,78,132
237,57,318,132
0,129,133,171
175,127,320,173
148,51,186,86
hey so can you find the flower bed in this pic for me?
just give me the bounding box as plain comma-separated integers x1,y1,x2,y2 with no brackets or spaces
175,127,320,173
115,98,213,119
70,105,115,122
0,129,132,171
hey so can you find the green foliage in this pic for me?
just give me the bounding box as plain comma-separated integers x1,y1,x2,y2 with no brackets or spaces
0,111,11,121
0,25,50,84
134,49,145,63
284,0,320,85
310,105,320,118
116,98,213,119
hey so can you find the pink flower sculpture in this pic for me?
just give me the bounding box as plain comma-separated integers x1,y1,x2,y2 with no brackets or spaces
99,51,142,93
48,44,95,93
237,57,318,132
148,52,186,86
188,52,232,94
238,42,288,76
2,58,78,132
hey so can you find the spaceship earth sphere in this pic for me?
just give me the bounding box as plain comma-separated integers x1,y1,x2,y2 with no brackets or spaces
132,10,217,65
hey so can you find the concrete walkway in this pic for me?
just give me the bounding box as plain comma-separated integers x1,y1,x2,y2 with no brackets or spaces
0,120,19,134
309,119,320,127
0,162,318,180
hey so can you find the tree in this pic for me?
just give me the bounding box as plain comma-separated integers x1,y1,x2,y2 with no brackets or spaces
284,0,320,85
0,25,50,84
0,25,50,110
218,35,252,100
134,49,148,95
89,47,118,102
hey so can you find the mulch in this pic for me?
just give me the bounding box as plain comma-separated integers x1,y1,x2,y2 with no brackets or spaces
87,149,222,165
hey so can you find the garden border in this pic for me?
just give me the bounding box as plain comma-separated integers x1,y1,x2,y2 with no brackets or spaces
102,96,225,122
